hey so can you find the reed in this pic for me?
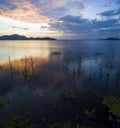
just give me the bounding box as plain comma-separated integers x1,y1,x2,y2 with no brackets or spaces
8,56,13,81
30,56,34,79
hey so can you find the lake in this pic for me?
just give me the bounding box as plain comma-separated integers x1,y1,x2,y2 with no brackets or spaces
0,40,120,64
0,40,120,128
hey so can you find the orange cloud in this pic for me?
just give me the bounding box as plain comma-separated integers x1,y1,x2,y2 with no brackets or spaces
40,0,68,10
0,1,50,23
0,0,69,23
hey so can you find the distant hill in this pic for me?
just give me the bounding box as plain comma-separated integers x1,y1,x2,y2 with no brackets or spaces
0,34,57,40
106,37,120,40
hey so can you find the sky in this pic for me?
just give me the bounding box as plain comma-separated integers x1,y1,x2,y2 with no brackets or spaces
0,0,119,39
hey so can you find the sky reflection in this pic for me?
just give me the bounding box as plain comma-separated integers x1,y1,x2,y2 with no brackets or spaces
0,40,52,63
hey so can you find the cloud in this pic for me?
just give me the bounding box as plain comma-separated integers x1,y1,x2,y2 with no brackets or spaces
0,0,16,10
0,0,85,23
49,15,120,38
0,0,119,39
92,19,119,29
41,0,85,18
41,26,49,29
99,8,120,17
116,0,120,4
0,1,50,23
42,7,68,18
111,0,120,4
104,0,120,5
11,25,29,30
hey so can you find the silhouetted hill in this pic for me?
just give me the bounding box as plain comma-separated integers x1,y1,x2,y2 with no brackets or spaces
0,34,57,40
106,37,120,40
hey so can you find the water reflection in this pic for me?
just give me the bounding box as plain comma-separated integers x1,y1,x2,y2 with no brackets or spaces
0,40,120,95
0,40,120,127
0,40,54,63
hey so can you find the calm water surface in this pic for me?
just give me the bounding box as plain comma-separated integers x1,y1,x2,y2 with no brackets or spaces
0,40,120,98
0,40,120,63
0,40,120,127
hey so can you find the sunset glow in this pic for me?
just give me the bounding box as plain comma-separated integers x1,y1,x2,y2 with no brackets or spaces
0,0,119,39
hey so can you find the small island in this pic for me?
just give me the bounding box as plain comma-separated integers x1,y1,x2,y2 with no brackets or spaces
0,34,57,40
106,37,120,40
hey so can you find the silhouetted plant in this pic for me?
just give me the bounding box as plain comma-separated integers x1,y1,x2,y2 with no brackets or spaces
30,56,34,79
8,56,13,81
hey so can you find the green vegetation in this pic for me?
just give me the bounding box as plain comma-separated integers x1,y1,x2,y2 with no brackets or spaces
0,99,6,109
102,97,120,118
83,108,96,118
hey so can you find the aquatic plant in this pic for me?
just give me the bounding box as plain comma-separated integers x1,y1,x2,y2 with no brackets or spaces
63,122,71,128
48,123,61,128
30,56,34,79
0,99,6,109
0,51,120,128
8,56,13,81
102,97,120,118
83,108,96,119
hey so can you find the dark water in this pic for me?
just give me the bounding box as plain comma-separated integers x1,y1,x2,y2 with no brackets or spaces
0,40,120,127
